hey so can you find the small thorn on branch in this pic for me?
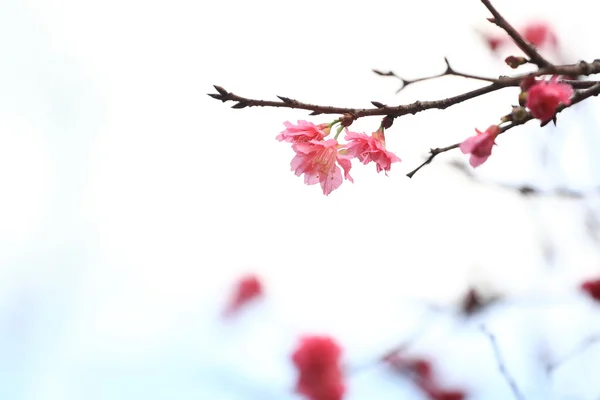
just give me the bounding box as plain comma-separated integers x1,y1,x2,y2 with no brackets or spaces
372,69,396,76
214,85,229,96
276,95,295,104
231,102,248,109
371,101,387,108
443,57,452,73
208,93,225,100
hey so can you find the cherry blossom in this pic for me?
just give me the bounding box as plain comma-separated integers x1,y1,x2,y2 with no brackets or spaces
526,76,573,123
459,125,501,168
291,139,353,195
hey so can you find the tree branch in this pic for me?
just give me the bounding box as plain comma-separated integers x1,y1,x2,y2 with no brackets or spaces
480,0,553,68
405,83,600,178
373,57,498,93
209,61,600,120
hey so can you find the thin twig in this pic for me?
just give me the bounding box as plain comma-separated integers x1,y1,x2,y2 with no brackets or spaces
546,332,600,373
374,57,498,93
406,144,460,178
480,325,526,400
480,0,552,68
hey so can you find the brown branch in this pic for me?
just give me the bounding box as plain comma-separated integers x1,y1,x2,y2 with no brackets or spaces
480,0,552,68
373,57,498,93
480,325,526,400
406,83,600,178
209,61,600,119
406,143,460,178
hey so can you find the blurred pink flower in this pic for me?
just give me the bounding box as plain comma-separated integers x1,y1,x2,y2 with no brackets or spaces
526,76,573,123
459,125,501,168
277,120,330,143
223,273,263,317
523,21,558,48
344,129,401,174
291,139,353,196
292,335,345,400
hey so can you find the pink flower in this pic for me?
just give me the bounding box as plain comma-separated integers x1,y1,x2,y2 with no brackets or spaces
483,21,557,54
581,278,600,302
523,22,558,48
223,274,263,317
291,139,353,196
344,129,401,175
277,120,329,143
459,125,501,168
292,335,345,400
526,76,573,123
485,36,505,52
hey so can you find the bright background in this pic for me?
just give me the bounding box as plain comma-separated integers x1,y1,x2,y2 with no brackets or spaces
1,0,600,399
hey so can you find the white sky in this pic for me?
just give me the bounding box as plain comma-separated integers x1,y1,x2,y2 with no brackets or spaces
1,0,600,399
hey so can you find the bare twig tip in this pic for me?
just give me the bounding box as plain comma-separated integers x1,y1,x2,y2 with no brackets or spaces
214,85,228,95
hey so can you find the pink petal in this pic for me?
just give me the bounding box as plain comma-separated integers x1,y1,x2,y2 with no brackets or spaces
320,166,343,196
469,154,489,168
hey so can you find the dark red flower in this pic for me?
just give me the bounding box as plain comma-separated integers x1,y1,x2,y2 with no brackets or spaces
292,335,345,400
581,278,600,302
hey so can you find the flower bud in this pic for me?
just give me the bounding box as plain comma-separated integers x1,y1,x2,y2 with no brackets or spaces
518,91,528,107
505,56,528,69
511,106,529,123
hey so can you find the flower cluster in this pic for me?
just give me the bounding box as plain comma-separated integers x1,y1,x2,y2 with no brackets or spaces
277,120,401,195
291,335,345,400
459,75,573,168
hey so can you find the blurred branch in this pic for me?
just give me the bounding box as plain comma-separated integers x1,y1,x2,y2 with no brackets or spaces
546,332,600,373
447,160,600,199
481,325,526,400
